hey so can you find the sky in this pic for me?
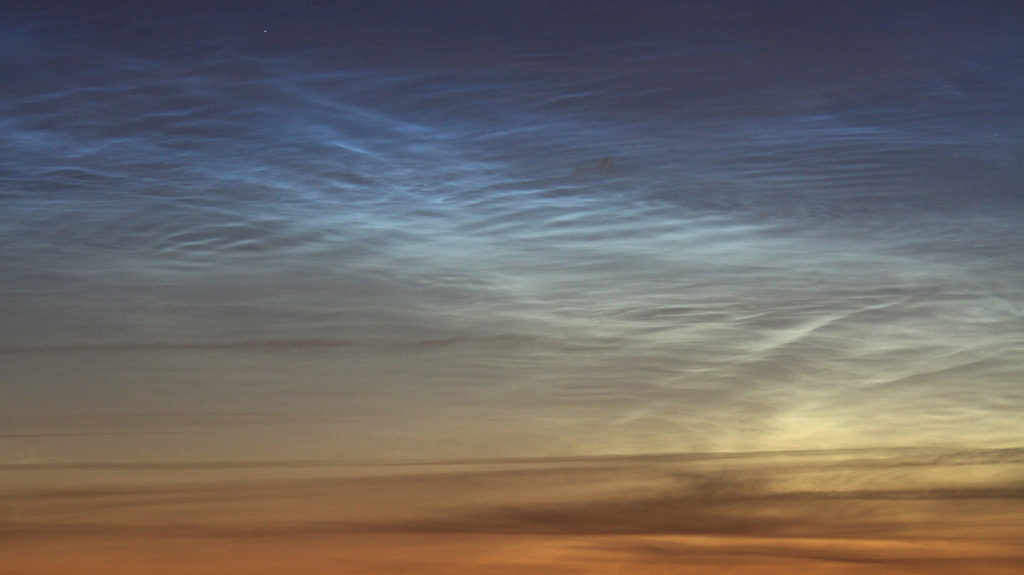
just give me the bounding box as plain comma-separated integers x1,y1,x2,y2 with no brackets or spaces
1,1,1023,572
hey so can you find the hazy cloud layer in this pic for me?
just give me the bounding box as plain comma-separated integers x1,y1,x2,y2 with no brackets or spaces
3,449,1022,573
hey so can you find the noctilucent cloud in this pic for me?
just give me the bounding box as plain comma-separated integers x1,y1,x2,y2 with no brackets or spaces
3,3,1024,573
1,1,1022,464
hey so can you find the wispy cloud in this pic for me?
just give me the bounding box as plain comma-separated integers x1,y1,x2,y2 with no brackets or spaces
3,449,1022,572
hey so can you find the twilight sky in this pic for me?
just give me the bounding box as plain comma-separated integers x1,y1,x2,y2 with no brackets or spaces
2,2,1024,573
1,1,1022,462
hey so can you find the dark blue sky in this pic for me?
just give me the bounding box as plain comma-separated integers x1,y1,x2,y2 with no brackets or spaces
1,0,1022,463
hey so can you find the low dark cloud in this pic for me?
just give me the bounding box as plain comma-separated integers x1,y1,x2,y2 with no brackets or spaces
4,448,1022,531
2,449,1021,573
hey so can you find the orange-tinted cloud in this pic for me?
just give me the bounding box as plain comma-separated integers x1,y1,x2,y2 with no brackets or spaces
3,448,1022,573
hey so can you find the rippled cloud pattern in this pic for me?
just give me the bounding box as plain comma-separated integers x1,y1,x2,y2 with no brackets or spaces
1,1,1022,462
2,2,1024,573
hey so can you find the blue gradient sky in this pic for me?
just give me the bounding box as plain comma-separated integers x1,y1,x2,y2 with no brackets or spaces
1,1,1022,464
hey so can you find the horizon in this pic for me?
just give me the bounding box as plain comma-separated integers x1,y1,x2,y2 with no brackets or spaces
2,0,1022,572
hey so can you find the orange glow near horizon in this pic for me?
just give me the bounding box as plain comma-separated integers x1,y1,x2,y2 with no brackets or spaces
3,449,1023,573
3,1,1023,572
